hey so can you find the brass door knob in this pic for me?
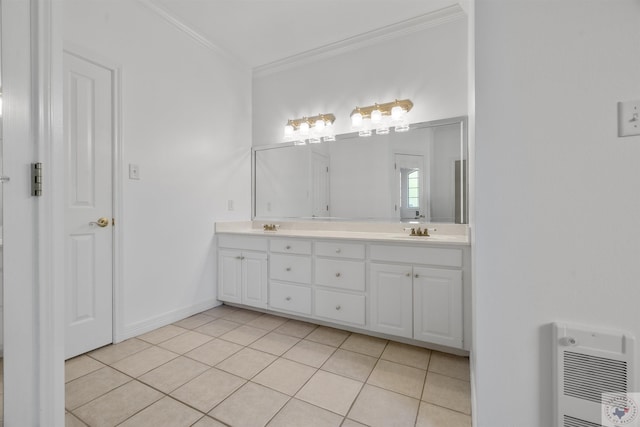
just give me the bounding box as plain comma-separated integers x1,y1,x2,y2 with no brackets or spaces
90,217,110,227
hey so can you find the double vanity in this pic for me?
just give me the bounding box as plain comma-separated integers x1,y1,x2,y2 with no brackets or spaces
215,221,471,354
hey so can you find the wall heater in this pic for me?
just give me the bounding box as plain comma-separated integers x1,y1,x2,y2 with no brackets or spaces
554,323,636,427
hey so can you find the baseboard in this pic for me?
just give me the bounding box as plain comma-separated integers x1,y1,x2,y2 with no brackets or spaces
115,298,221,342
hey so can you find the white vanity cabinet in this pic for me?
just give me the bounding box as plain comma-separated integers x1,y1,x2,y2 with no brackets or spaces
215,227,470,352
217,236,268,309
313,241,366,327
268,238,313,316
369,244,464,348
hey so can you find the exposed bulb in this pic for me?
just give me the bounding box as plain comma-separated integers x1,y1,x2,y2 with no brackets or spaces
283,123,294,140
391,105,405,122
351,112,363,129
323,121,336,142
299,121,310,136
371,109,382,124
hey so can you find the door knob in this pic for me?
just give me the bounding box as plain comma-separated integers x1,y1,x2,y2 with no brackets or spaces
90,217,110,227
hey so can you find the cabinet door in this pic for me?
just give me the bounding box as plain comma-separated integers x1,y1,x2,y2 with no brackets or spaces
218,250,242,303
369,263,413,338
413,267,463,348
242,251,268,309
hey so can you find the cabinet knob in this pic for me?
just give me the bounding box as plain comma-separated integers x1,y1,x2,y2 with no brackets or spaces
285,245,291,250
335,248,341,253
286,267,291,271
335,305,341,311
285,296,292,301
406,273,411,277
335,272,341,278
236,256,242,260
415,274,419,278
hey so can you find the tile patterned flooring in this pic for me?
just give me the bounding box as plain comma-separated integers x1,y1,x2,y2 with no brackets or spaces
65,305,471,427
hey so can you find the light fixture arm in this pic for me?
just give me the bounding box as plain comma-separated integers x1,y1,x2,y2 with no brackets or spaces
350,99,413,119
287,113,336,131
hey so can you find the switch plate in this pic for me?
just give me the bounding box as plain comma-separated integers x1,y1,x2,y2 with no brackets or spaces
618,100,640,137
129,164,140,180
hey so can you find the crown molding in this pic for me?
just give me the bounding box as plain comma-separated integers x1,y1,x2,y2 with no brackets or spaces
136,0,248,68
253,4,466,78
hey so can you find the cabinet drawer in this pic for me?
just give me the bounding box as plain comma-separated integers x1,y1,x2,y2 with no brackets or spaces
315,241,365,259
217,235,267,251
315,259,365,291
315,289,365,326
270,281,311,315
270,254,312,284
369,245,462,268
270,239,312,255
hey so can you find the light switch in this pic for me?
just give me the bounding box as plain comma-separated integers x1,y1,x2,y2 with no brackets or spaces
618,100,640,137
129,164,140,180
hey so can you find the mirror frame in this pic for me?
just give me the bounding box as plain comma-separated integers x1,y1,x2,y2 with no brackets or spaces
251,115,468,223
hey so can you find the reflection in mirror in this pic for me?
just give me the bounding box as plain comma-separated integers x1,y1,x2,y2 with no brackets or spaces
253,117,468,223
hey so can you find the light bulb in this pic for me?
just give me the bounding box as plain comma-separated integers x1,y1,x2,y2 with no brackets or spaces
371,109,382,124
391,105,405,122
323,122,335,142
359,117,372,137
283,123,294,140
351,112,363,129
314,119,325,131
299,121,310,136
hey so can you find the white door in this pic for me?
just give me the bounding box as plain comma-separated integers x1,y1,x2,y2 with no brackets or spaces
369,263,413,338
218,250,243,304
242,251,268,309
64,52,114,359
413,267,463,348
395,154,426,221
311,153,330,217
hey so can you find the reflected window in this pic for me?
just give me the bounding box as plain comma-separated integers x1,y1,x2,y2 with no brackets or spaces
407,169,419,209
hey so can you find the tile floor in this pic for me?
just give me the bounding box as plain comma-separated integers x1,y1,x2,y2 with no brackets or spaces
65,305,472,427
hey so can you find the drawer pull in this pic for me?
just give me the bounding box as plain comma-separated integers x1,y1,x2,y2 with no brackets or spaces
415,274,419,278
335,248,341,253
406,273,411,277
285,296,292,301
236,256,242,260
335,272,341,278
335,305,341,311
285,245,291,250
286,267,291,272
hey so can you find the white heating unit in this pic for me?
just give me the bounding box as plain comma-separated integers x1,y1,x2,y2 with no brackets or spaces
554,323,636,427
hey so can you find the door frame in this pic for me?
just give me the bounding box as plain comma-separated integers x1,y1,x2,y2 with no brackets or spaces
63,43,124,345
2,0,65,424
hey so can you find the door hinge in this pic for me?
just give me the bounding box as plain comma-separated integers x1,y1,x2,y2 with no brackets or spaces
326,166,329,173
326,205,329,211
112,218,116,226
31,162,43,196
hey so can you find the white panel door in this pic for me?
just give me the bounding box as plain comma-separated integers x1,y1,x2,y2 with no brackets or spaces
311,152,330,217
369,263,413,338
241,251,268,309
64,52,114,359
413,267,463,348
218,250,242,304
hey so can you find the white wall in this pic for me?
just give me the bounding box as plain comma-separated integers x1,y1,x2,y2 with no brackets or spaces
63,0,252,339
474,1,640,425
252,16,468,146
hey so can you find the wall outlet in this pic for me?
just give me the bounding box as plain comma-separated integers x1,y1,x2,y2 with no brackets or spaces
129,164,140,180
618,100,640,137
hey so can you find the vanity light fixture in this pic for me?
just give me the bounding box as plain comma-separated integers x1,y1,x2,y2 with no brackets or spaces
350,99,413,135
283,113,336,145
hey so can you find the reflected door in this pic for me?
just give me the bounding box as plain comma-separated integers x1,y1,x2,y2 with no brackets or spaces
395,153,426,221
311,152,329,218
64,51,113,359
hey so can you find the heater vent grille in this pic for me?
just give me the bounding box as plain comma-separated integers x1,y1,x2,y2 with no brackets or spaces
564,351,628,404
563,415,602,427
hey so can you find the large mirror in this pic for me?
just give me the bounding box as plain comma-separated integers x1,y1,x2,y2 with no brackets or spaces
253,116,468,223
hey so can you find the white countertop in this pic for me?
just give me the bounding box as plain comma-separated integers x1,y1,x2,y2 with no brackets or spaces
215,221,470,246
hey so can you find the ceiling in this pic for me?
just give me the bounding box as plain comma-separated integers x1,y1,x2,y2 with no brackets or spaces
146,0,461,68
